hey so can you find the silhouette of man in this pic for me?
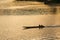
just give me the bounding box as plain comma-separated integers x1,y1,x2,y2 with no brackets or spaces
39,25,45,29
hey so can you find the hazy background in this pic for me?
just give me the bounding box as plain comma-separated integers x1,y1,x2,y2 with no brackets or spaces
0,0,60,40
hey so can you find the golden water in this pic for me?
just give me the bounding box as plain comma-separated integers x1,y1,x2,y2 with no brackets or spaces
0,15,60,40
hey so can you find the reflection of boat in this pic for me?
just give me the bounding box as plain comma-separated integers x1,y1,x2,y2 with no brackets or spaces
23,25,60,29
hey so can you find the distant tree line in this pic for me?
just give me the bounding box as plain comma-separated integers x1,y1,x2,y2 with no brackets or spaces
16,0,45,2
16,0,60,3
